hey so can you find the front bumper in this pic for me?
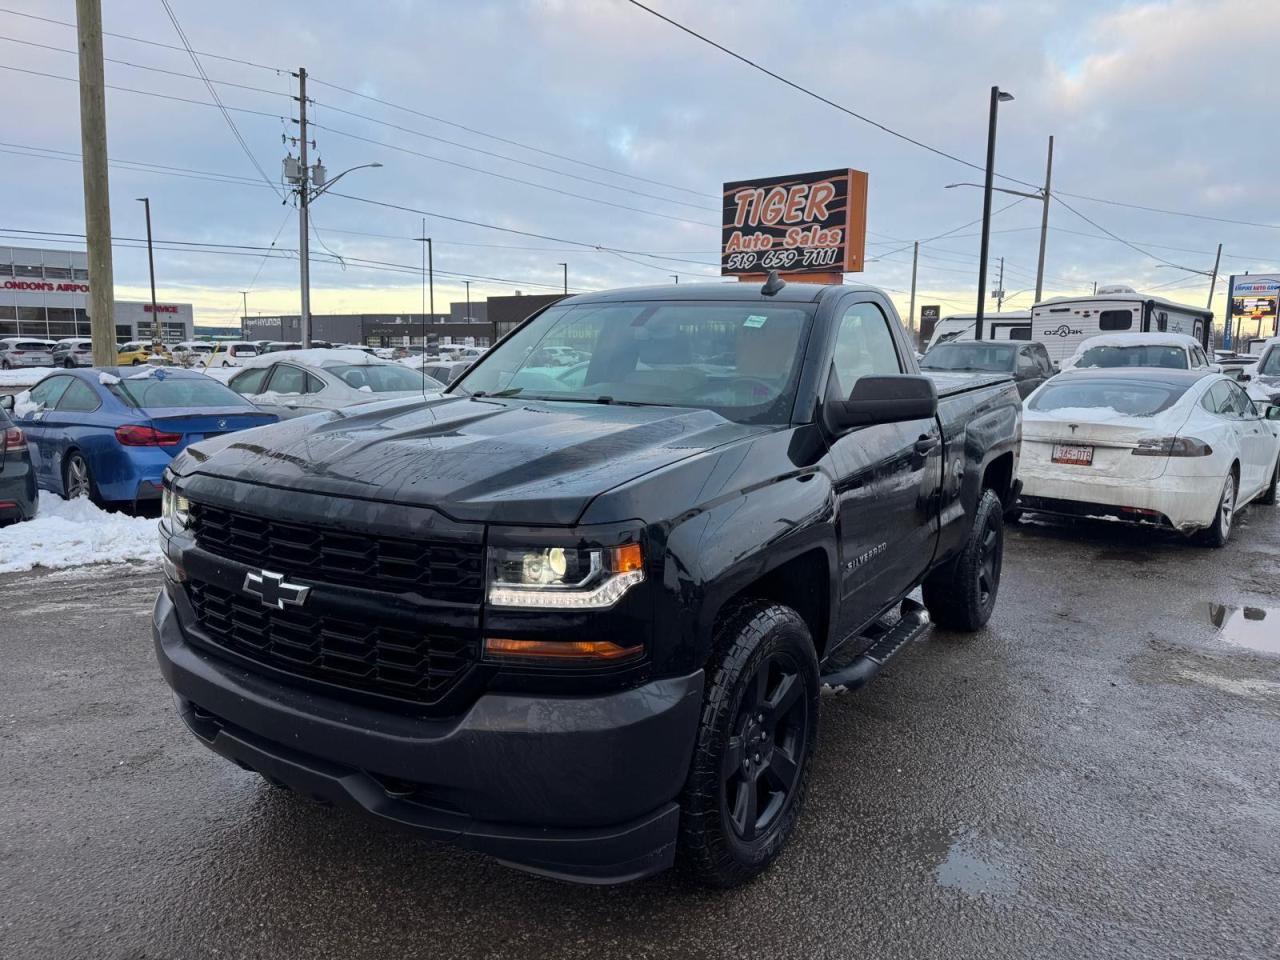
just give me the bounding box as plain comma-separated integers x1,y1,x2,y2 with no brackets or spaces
153,589,704,883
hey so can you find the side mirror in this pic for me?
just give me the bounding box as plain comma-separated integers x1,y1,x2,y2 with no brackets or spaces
0,394,13,413
824,375,938,433
1241,372,1252,382
1266,405,1280,422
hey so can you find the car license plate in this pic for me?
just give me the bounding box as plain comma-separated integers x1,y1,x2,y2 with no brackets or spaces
1052,443,1094,466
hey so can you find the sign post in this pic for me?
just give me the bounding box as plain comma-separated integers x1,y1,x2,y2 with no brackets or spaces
721,169,868,283
918,305,941,349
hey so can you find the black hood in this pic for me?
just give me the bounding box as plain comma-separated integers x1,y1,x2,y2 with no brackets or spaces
174,395,767,525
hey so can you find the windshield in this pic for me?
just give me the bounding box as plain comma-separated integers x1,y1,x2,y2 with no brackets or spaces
108,375,255,409
921,342,1016,372
327,363,442,392
1258,348,1280,376
458,300,816,424
1027,378,1189,417
1075,345,1187,369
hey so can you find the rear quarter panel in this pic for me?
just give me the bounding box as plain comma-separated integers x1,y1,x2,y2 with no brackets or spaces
934,379,1022,563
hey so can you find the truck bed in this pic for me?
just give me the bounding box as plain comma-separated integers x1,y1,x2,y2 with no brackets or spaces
922,371,1014,398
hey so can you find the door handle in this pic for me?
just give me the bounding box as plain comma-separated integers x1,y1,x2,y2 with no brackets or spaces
914,435,940,455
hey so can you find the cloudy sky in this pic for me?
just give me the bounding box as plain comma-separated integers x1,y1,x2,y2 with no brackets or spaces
3,0,1278,328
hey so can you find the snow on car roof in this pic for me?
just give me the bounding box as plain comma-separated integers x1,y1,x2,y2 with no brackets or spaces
1071,332,1202,355
239,348,397,369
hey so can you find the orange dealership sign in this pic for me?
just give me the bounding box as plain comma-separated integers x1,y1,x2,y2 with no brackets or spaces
721,168,868,278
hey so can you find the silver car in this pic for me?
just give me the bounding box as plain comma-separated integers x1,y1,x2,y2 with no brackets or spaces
225,349,446,419
51,338,94,368
0,338,55,369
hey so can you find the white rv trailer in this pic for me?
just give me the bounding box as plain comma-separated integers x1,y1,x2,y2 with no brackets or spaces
1030,285,1213,365
925,311,1032,350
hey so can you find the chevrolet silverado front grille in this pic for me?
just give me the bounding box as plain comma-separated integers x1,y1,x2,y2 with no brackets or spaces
189,503,484,604
188,580,476,706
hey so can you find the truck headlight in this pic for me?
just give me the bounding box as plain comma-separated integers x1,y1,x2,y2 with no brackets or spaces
161,481,190,529
487,543,644,609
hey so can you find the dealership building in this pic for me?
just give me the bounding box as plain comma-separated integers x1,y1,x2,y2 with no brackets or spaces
1,245,195,342
241,292,562,347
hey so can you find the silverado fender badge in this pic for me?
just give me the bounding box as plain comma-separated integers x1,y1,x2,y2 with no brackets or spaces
243,570,311,610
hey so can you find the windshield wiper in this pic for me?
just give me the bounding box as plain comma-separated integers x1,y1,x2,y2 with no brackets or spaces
470,387,524,398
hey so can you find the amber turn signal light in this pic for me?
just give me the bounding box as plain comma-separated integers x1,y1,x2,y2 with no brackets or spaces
483,637,644,664
613,543,643,573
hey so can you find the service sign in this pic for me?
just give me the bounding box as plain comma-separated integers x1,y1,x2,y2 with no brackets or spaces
721,168,868,277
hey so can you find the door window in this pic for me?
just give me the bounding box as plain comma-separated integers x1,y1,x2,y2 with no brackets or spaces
829,302,902,398
229,366,270,395
264,364,321,395
1225,381,1259,418
55,379,101,412
27,376,73,411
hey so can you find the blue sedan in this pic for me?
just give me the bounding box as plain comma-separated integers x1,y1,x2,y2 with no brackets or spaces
13,367,278,506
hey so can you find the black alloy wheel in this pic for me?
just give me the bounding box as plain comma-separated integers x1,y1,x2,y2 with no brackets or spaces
723,652,809,842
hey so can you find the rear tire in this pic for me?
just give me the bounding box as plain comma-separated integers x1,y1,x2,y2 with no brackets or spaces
1260,457,1279,506
131,358,142,366
922,488,1005,631
63,358,76,369
1196,471,1236,548
679,601,818,888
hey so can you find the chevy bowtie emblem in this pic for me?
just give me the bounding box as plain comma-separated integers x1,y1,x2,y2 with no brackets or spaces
1069,423,1078,434
243,570,310,609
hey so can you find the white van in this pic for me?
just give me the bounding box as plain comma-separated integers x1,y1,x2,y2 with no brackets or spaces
926,311,1032,350
1030,286,1213,366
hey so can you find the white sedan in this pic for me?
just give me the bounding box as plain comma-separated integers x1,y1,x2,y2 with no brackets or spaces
225,349,445,419
1018,368,1280,546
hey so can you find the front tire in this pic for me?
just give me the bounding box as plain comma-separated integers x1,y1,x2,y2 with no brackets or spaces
131,358,143,366
922,488,1005,631
63,358,76,369
1196,471,1237,547
679,601,818,888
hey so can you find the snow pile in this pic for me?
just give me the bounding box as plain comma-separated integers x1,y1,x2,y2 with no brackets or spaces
0,366,56,387
200,367,238,384
0,492,161,574
98,371,122,385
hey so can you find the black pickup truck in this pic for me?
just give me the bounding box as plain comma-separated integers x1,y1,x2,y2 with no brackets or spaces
153,280,1021,887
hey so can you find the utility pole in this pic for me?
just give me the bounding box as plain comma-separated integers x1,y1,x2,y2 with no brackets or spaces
908,240,919,340
996,257,1006,312
1093,281,1097,295
296,67,311,347
240,290,248,322
136,197,159,346
464,280,471,321
671,274,679,284
76,0,116,367
1034,135,1053,303
975,86,1012,340
1206,242,1222,310
558,262,568,295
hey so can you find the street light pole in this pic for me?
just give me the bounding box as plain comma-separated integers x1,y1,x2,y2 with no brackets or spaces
464,280,471,321
975,86,1013,340
557,262,568,295
136,197,159,346
1206,242,1222,310
671,274,679,284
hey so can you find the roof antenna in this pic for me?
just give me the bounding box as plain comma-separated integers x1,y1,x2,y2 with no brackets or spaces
761,269,787,296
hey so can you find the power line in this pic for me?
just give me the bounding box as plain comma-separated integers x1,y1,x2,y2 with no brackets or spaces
0,64,285,120
310,121,715,228
158,0,284,200
326,190,721,267
307,76,713,201
1051,195,1203,272
0,6,284,72
0,33,290,99
623,0,1041,191
0,143,275,189
1055,191,1280,232
310,98,716,212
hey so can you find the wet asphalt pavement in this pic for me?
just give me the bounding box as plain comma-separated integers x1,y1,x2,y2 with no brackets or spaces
2,509,1279,960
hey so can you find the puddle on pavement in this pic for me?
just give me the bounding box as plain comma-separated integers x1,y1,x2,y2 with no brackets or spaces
912,826,1020,897
1199,602,1280,655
